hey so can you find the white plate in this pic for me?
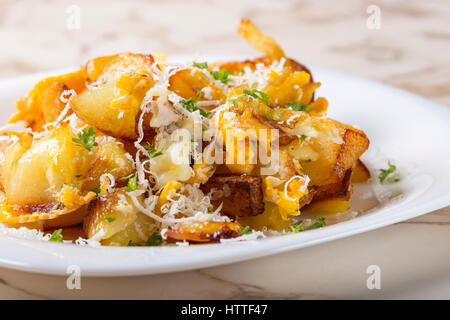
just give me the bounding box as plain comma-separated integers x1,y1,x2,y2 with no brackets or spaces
0,58,449,276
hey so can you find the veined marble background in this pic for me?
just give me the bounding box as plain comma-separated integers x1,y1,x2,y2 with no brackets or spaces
0,0,449,299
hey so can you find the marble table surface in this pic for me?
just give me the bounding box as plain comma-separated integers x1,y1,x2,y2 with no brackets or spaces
0,0,449,299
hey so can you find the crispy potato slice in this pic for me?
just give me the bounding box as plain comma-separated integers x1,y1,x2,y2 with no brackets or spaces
0,125,92,207
84,53,154,83
80,135,135,192
0,188,95,225
84,189,158,246
200,175,264,217
0,123,133,215
70,80,149,139
303,185,353,215
71,53,155,139
9,69,86,131
169,69,226,107
351,159,371,183
84,189,138,240
165,221,242,242
238,18,285,61
312,169,353,202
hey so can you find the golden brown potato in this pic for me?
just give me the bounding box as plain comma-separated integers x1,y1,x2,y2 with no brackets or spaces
84,189,139,240
165,221,242,242
237,18,285,61
84,189,158,246
299,124,369,186
0,126,91,207
169,69,226,106
80,135,135,193
351,159,371,183
302,185,353,215
200,175,265,217
71,53,156,139
9,69,87,131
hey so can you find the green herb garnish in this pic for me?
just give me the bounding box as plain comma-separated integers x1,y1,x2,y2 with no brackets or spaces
146,232,163,246
106,217,115,223
210,69,231,84
180,91,211,117
127,232,163,247
49,229,63,242
243,89,269,105
289,216,325,233
378,161,400,184
72,127,98,151
127,240,141,247
266,110,274,121
69,182,79,189
144,144,163,158
91,187,101,198
239,225,252,235
286,101,311,112
193,61,208,69
299,135,307,145
121,172,138,192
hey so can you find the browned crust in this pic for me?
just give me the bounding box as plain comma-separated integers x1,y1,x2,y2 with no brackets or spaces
351,159,371,183
333,129,370,183
166,226,240,242
200,175,265,217
311,168,353,202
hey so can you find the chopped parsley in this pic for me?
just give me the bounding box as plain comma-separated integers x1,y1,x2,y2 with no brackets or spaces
121,172,138,192
289,216,325,233
299,135,307,145
239,225,252,235
145,144,163,158
210,69,231,84
243,89,269,105
378,161,400,184
91,187,101,198
180,91,211,117
230,89,270,107
72,127,98,151
127,240,141,247
193,61,232,84
193,61,208,69
266,110,274,121
49,229,63,242
69,182,79,189
106,217,115,223
286,101,311,112
127,232,163,247
146,232,163,246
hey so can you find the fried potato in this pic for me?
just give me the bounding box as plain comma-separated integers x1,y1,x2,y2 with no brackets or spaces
0,126,91,207
200,175,264,217
9,69,87,131
84,189,138,240
238,18,285,61
0,124,132,215
351,159,371,183
165,221,242,242
71,53,155,139
84,189,159,246
169,69,226,106
303,185,353,215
